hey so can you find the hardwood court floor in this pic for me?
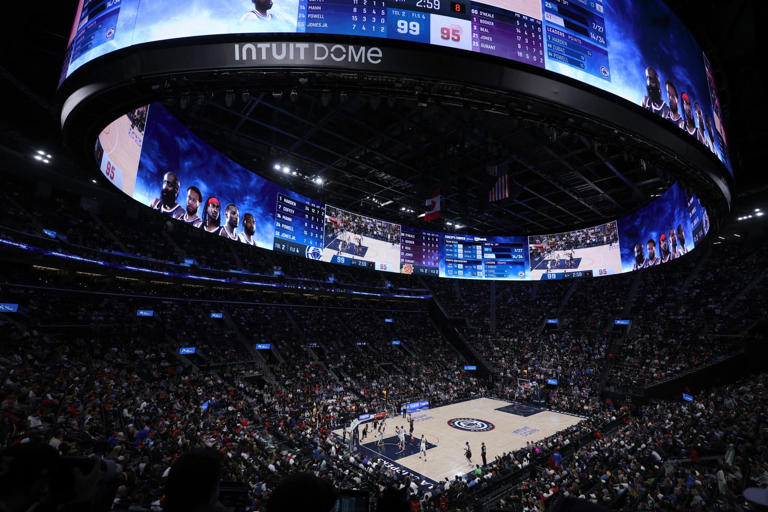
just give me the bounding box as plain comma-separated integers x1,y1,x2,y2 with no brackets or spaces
337,398,584,484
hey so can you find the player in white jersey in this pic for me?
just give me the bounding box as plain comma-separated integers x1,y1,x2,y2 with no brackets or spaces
220,204,240,241
149,171,184,218
241,0,275,21
201,197,223,235
419,435,427,461
397,427,406,453
239,213,257,245
664,81,686,130
181,186,203,227
641,67,670,119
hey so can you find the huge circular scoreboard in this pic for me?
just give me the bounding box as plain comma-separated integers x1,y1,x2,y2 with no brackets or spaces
58,0,731,281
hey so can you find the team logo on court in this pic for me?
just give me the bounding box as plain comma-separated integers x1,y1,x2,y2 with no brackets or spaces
447,418,495,432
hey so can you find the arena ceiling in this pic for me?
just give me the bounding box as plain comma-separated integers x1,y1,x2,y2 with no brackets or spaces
1,0,765,234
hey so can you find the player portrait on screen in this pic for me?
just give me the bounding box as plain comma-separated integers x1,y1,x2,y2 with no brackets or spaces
693,102,711,150
676,224,688,256
241,0,276,21
149,171,184,218
681,93,696,136
667,227,679,260
645,239,660,266
181,186,203,228
641,67,669,118
704,115,717,154
239,213,256,245
664,81,685,129
632,242,646,271
659,233,671,263
201,197,222,235
220,203,240,241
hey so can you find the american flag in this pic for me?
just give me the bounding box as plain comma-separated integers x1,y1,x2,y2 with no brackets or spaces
488,173,510,202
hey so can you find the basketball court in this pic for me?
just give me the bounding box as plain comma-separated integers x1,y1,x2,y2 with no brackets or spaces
97,113,145,196
321,234,401,272
333,398,584,486
529,244,621,279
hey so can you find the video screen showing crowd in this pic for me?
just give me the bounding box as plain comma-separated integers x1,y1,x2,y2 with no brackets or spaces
322,206,402,271
642,66,720,157
147,171,259,245
528,221,621,279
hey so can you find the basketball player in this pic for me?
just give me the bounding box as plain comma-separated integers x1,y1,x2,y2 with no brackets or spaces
377,428,384,448
676,224,688,256
693,102,712,150
481,442,487,466
705,115,717,154
645,239,660,266
201,197,222,235
668,227,679,260
641,67,670,118
659,233,671,263
681,93,697,136
149,171,184,218
664,81,685,129
220,204,240,241
464,442,472,465
397,426,406,453
241,0,275,21
632,242,646,271
409,415,415,441
419,435,427,461
181,186,203,227
239,213,256,245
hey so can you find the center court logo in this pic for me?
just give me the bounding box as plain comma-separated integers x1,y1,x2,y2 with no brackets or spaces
447,418,495,432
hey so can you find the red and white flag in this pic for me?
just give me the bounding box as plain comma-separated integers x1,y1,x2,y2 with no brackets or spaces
488,173,510,202
425,189,440,221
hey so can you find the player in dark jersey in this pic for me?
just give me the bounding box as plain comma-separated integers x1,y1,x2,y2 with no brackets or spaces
681,93,697,136
645,239,660,267
220,204,240,241
632,242,646,271
659,233,671,263
676,224,688,256
641,67,670,118
149,171,184,218
239,213,256,245
201,197,222,235
668,227,679,260
705,115,717,154
181,186,203,227
693,102,711,150
664,81,685,129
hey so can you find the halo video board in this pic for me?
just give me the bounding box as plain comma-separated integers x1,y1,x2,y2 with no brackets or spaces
63,0,731,172
95,102,708,281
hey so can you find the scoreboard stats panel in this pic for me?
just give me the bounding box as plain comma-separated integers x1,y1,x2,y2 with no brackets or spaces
471,0,544,67
303,0,388,36
441,234,527,279
400,226,440,276
273,192,326,259
542,0,610,80
70,0,121,63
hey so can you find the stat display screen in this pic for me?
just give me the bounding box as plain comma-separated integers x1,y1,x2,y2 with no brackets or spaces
61,0,732,173
441,234,528,279
273,193,325,259
471,0,544,67
101,102,706,282
400,226,440,276
542,0,609,80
